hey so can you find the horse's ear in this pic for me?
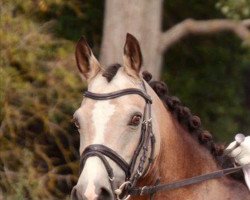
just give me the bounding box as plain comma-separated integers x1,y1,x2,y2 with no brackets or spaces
123,33,143,78
75,36,101,81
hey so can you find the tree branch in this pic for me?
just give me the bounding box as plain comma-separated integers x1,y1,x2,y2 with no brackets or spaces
159,19,250,52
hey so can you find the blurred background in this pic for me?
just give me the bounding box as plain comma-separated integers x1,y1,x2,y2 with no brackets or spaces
0,0,249,199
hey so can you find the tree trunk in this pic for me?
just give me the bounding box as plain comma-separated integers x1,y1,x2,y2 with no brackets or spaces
100,0,163,79
100,1,250,80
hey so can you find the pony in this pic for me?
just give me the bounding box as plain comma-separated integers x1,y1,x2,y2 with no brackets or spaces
70,33,250,199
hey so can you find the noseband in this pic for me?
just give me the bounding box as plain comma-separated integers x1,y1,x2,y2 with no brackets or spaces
80,84,156,199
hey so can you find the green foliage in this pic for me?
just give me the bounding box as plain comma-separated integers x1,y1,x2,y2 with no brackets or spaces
0,0,101,199
163,0,250,142
216,0,250,19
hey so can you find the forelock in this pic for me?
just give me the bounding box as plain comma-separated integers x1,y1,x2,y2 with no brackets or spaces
102,63,122,82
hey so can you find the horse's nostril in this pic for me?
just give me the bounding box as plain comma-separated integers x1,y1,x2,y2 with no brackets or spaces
98,187,113,200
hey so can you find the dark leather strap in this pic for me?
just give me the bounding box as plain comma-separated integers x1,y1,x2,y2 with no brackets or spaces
85,89,152,104
79,151,117,197
80,151,114,178
80,144,131,178
128,123,146,176
128,166,243,196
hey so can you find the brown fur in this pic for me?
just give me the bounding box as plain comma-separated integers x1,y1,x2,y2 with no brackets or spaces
129,71,250,199
124,33,143,71
142,70,242,172
75,37,92,75
75,37,101,81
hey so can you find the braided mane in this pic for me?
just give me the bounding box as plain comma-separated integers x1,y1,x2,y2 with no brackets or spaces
142,71,244,182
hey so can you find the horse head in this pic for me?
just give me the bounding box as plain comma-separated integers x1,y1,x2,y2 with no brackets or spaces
71,34,161,200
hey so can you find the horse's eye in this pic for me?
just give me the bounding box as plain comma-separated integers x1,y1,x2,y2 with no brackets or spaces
129,114,142,126
72,118,80,129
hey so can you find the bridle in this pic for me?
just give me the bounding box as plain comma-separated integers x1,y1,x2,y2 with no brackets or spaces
77,81,244,200
80,82,156,199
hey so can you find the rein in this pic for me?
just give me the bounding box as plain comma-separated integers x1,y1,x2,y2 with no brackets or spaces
79,83,243,200
128,165,243,196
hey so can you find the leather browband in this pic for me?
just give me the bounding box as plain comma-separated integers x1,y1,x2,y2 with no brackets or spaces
84,88,152,104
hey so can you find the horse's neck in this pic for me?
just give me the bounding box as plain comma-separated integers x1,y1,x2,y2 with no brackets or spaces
159,117,218,181
135,88,250,199
147,87,219,181
135,99,221,199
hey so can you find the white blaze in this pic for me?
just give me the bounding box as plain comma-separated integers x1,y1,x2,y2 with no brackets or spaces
77,157,105,198
92,100,115,143
78,101,115,197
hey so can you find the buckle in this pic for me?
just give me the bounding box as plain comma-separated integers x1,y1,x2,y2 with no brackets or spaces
140,186,147,196
143,118,152,125
115,181,131,200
